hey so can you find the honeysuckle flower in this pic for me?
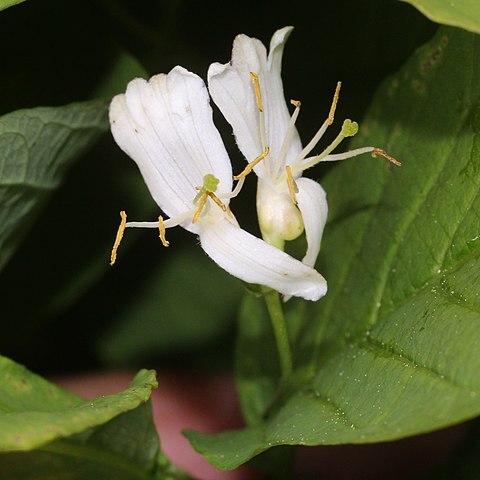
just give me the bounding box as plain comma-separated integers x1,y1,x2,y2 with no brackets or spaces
208,26,399,269
109,66,327,301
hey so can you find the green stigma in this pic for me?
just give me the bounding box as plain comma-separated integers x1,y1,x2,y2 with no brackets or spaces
194,174,220,204
203,174,219,192
341,119,359,138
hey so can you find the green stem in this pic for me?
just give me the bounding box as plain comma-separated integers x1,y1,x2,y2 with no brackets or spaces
262,286,293,380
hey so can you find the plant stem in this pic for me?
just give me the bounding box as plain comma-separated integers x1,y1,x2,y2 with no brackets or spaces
262,286,293,380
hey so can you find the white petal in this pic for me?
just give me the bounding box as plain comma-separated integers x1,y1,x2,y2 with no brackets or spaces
109,66,232,232
268,26,294,72
295,177,328,268
208,27,302,178
199,217,327,301
207,61,262,172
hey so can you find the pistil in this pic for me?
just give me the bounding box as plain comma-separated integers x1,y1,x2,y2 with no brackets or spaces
299,119,358,172
289,81,342,172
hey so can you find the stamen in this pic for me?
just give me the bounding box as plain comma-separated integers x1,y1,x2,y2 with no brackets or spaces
219,176,245,200
158,215,169,247
234,146,270,180
250,72,263,112
327,81,342,125
193,192,208,223
273,99,302,178
286,165,298,205
207,192,227,211
125,209,194,230
250,71,270,175
372,148,402,166
289,82,343,173
110,210,127,266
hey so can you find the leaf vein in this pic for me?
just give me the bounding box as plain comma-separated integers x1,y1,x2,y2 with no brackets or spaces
362,337,473,391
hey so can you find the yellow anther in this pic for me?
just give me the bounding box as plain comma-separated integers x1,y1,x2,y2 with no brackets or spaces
192,174,227,223
371,148,402,166
158,215,169,247
110,210,127,266
234,146,270,180
250,72,263,112
327,81,342,125
193,192,208,223
208,192,227,212
286,165,298,205
290,99,301,108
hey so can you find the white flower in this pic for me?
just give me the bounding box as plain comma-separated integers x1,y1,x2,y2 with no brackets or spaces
208,26,399,269
109,66,327,301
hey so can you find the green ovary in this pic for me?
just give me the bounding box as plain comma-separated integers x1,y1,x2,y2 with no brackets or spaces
257,180,304,250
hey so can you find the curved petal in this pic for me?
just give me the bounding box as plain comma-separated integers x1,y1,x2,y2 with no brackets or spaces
262,27,303,173
199,217,327,301
208,27,302,178
268,26,293,72
207,61,263,173
295,177,328,268
109,66,232,232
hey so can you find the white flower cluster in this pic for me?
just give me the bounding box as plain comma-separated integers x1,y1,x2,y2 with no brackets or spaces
109,27,398,301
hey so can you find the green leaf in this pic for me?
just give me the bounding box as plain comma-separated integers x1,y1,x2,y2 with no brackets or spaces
0,401,185,480
402,0,480,34
0,0,25,12
0,100,107,272
0,356,171,479
0,356,157,451
186,26,480,469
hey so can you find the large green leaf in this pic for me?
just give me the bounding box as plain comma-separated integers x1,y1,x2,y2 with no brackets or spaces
186,26,480,469
0,100,107,271
402,0,480,34
0,356,176,479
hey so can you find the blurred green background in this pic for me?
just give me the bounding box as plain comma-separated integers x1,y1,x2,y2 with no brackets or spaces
0,0,436,375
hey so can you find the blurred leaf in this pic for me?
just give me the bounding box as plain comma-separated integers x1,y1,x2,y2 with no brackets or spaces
0,357,174,479
0,51,150,361
402,0,480,34
98,246,243,366
31,50,148,315
0,100,107,272
94,50,148,100
186,26,480,469
0,0,25,12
